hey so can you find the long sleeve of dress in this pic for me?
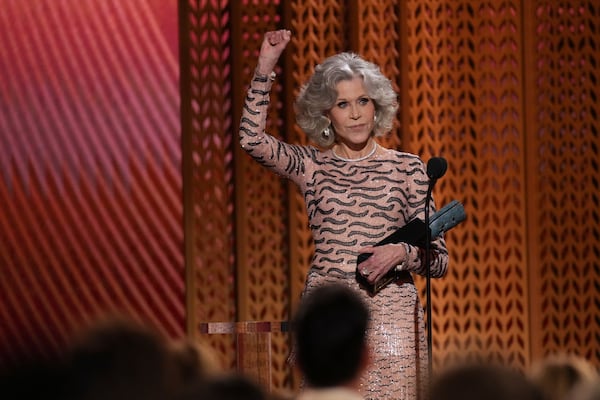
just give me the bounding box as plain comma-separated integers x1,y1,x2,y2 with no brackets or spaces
239,72,315,185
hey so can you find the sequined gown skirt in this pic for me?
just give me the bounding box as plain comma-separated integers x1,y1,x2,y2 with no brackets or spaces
303,268,428,400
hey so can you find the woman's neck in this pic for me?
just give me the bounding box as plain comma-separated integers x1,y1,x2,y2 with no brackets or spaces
332,140,377,161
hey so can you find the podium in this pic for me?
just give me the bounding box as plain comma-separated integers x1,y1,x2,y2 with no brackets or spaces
199,321,289,391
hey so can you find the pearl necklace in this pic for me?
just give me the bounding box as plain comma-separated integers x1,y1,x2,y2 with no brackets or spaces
332,142,378,162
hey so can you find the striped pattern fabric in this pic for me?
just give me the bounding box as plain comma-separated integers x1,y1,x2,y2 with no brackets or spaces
0,0,183,365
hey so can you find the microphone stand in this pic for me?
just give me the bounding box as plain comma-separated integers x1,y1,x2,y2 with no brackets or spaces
424,180,435,375
423,156,446,386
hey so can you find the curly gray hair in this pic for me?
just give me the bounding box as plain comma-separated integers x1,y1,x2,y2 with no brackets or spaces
294,52,399,147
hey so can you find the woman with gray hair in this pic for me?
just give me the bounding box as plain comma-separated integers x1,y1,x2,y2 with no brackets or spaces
239,30,449,400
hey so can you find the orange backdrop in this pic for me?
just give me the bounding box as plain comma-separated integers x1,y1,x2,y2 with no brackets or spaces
181,0,600,390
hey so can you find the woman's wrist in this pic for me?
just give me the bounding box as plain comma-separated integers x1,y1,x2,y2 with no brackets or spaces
254,68,276,81
395,242,411,272
256,57,278,74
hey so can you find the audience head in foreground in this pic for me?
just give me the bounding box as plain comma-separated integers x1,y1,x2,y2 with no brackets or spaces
529,353,599,400
64,316,172,400
429,362,544,400
293,284,370,391
174,372,269,400
566,379,600,400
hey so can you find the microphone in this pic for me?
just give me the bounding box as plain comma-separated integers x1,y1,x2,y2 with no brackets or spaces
427,157,448,181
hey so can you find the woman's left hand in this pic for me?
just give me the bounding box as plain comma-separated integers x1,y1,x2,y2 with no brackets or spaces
357,243,407,284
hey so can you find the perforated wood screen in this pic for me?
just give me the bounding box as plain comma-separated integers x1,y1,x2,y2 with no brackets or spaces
181,1,600,392
524,1,600,363
403,0,532,367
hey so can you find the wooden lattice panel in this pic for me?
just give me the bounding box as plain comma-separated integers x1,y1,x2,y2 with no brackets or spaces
527,1,600,366
354,1,404,150
179,0,600,389
405,0,530,369
184,0,236,369
233,1,292,390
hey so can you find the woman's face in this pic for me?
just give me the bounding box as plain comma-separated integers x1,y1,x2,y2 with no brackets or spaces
326,76,376,149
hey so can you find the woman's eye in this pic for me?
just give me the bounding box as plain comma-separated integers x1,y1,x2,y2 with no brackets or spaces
359,97,370,105
337,101,348,108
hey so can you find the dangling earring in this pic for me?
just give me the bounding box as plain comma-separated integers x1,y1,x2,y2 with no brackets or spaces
322,126,331,138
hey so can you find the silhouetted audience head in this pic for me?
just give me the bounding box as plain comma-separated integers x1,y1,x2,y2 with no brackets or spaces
64,316,173,400
174,372,268,400
566,379,600,400
0,356,67,400
529,353,599,400
169,338,222,387
429,362,544,400
292,283,370,388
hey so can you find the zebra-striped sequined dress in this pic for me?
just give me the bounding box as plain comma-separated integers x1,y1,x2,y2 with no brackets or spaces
240,73,449,400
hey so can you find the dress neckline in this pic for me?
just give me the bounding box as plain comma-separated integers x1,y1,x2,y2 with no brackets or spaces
332,142,378,162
